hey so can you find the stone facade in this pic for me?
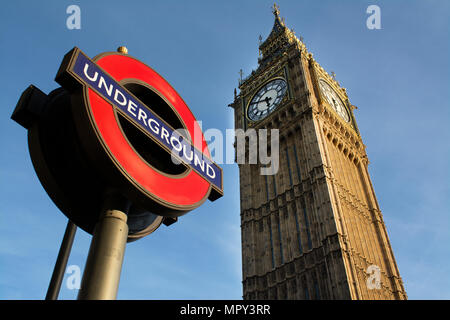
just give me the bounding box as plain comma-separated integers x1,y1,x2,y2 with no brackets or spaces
228,6,407,300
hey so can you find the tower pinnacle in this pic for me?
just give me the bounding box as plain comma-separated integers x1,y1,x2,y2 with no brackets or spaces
272,3,280,17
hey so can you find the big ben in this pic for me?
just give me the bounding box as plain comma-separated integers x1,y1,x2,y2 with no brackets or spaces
229,5,407,300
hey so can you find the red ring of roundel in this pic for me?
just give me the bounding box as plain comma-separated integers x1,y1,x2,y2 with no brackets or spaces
87,53,211,207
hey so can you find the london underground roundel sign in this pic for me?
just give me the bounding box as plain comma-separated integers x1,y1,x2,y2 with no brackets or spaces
12,47,223,239
56,47,223,215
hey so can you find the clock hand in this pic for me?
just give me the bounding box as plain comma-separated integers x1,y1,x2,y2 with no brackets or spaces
332,98,338,109
332,98,346,117
249,96,272,106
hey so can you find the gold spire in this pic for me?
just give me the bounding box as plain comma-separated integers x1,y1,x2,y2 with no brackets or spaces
272,3,280,16
256,4,308,68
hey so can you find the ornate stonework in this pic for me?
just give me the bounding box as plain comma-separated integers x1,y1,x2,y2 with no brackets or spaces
229,6,407,300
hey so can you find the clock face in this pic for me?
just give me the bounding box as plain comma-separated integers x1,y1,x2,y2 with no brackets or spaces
318,79,350,123
247,78,288,121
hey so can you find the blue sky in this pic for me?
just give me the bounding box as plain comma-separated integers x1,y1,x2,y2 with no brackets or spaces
0,0,449,300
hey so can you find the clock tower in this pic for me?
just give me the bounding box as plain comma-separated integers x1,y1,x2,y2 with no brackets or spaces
229,5,407,299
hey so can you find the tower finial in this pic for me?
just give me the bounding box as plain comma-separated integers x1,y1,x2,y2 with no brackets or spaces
272,3,280,16
117,46,128,54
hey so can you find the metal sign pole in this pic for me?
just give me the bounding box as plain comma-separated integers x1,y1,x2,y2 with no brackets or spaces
77,194,130,300
45,220,77,300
